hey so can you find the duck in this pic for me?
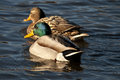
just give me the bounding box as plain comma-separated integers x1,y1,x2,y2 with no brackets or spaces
24,7,89,41
24,22,83,62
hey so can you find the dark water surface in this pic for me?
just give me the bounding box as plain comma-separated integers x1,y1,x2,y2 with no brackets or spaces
0,0,120,80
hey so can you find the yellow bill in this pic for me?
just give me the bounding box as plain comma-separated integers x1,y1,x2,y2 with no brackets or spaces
24,30,34,38
24,15,31,21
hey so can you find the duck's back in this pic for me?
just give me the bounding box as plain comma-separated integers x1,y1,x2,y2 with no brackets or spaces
37,16,81,36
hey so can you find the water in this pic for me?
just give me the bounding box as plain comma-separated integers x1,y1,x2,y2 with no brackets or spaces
0,0,120,80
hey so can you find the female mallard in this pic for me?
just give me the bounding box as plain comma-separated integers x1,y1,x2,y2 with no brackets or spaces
24,22,82,62
24,7,89,41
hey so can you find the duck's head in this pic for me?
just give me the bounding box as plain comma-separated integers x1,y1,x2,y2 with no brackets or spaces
24,22,51,38
24,7,46,23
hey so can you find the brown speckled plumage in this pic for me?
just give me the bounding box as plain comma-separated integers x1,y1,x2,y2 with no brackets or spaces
24,7,88,40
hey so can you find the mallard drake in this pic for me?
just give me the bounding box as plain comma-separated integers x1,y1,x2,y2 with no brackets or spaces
24,22,82,62
24,7,89,41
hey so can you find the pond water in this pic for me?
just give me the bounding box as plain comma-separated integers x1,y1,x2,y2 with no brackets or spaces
0,0,120,80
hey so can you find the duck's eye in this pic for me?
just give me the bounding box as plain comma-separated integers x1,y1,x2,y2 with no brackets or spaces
34,25,38,29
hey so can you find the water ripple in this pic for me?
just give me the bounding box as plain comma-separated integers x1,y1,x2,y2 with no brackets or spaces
0,0,120,80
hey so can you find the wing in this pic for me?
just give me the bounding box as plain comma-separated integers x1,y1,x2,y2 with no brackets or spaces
51,35,80,50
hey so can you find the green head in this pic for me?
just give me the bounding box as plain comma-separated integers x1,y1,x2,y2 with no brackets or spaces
34,22,51,36
24,22,51,38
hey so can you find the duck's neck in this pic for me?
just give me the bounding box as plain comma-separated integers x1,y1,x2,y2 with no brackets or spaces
27,23,35,34
32,18,39,24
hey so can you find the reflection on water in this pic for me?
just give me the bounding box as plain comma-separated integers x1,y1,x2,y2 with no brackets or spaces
29,54,83,72
0,0,120,80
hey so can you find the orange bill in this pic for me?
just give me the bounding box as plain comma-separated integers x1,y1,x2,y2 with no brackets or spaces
24,15,31,21
24,30,34,38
